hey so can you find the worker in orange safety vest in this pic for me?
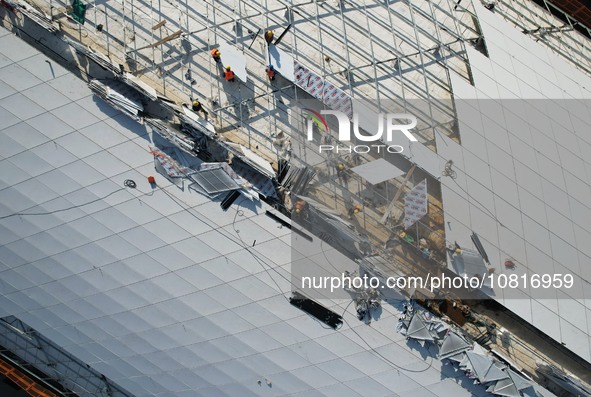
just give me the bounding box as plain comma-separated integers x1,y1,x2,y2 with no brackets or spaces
224,65,235,82
266,65,276,81
294,199,305,214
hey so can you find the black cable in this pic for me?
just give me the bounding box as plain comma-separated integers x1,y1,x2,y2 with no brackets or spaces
124,179,137,189
320,240,349,276
341,299,354,319
0,188,125,220
124,178,154,196
0,180,151,220
231,198,289,301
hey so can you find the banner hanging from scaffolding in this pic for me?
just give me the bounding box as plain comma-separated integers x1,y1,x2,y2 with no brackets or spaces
403,179,428,229
322,80,353,119
294,61,324,101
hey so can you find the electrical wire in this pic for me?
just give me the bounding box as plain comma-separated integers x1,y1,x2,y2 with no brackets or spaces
449,177,506,229
2,170,438,369
231,197,289,301
0,180,155,220
320,240,349,276
0,188,125,220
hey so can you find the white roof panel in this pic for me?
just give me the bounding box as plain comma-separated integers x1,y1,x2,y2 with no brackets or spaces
351,158,404,184
219,42,248,82
268,44,295,81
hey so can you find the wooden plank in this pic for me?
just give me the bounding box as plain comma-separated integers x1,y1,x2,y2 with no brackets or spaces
151,20,166,30
148,30,182,48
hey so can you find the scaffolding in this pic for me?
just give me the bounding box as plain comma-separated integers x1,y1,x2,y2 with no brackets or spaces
0,316,135,397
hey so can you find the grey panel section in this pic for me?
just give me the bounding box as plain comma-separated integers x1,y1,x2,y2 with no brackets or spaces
191,167,240,194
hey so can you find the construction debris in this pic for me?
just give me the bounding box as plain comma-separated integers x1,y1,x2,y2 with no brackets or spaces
397,306,544,397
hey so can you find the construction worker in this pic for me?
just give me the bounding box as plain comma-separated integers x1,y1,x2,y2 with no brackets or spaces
450,242,462,256
421,247,430,259
192,99,203,112
336,162,348,184
266,64,276,81
191,99,208,118
264,30,274,44
348,203,362,218
294,199,304,214
211,48,221,63
224,65,235,82
352,203,362,214
293,199,308,219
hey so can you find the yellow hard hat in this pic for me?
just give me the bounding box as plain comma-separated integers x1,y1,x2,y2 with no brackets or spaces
338,163,344,169
295,208,301,213
353,209,359,214
455,248,462,254
225,65,231,70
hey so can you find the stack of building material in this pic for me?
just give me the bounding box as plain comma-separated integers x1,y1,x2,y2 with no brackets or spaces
88,79,143,120
145,118,196,154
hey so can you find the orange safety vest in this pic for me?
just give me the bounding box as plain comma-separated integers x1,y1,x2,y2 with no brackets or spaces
225,70,235,81
294,200,305,211
211,49,220,57
266,68,275,78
